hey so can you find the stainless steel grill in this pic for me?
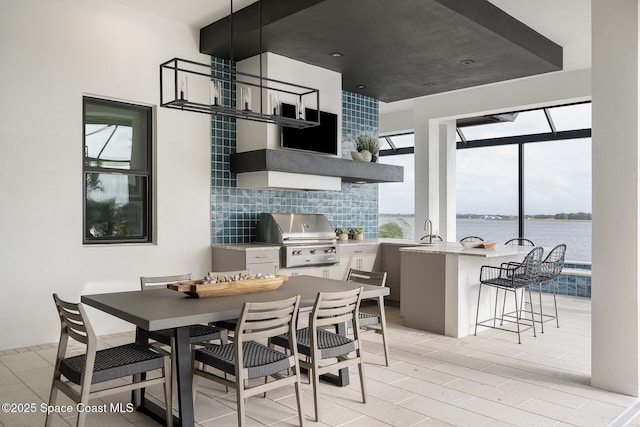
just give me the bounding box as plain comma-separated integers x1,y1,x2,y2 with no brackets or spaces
255,213,339,268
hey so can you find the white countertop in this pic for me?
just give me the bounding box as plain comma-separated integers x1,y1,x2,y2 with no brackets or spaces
399,241,534,258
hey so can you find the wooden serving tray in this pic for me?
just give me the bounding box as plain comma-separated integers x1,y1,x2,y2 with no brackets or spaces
167,276,287,298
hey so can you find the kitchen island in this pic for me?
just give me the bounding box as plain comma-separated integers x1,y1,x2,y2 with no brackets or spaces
400,242,533,338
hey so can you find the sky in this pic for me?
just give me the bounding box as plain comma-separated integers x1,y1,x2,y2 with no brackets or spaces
378,103,592,216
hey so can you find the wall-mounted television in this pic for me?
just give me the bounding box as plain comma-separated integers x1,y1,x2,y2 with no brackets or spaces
280,103,338,156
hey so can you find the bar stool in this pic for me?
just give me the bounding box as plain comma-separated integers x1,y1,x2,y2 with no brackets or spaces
474,247,544,343
535,244,567,332
460,236,484,243
504,238,535,246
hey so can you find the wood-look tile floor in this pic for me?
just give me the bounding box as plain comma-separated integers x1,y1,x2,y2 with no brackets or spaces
1,294,638,426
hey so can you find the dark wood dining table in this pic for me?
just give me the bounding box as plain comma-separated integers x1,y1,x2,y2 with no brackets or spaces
81,274,389,427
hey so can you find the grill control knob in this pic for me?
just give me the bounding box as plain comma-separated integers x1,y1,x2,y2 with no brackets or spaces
310,250,317,255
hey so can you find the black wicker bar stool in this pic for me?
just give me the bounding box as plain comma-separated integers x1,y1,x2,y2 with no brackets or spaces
474,247,544,344
534,244,567,332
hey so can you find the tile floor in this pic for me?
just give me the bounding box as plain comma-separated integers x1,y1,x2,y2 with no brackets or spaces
1,294,639,427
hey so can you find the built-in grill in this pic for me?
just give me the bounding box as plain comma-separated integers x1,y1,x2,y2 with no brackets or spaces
255,213,339,268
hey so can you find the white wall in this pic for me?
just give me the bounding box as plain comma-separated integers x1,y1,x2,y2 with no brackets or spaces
591,0,639,396
0,0,213,349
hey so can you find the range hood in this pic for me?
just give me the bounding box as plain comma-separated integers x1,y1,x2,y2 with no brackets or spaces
231,149,404,187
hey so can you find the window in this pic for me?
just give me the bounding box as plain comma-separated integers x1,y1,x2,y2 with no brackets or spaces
456,145,519,242
378,134,415,239
379,102,592,261
83,97,152,243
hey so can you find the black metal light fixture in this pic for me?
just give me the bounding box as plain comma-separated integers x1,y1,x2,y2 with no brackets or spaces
159,0,320,129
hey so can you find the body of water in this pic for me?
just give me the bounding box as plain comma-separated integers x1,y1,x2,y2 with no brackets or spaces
379,215,591,262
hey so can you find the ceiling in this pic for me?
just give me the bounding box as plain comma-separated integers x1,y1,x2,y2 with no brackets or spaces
108,0,591,105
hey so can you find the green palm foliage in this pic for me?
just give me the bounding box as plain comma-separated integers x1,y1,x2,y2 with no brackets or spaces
378,217,412,238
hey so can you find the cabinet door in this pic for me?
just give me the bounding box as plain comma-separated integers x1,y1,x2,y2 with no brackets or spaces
247,262,279,276
338,244,379,279
279,266,324,277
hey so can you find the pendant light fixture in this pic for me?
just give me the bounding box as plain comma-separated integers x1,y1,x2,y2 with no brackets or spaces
160,0,320,128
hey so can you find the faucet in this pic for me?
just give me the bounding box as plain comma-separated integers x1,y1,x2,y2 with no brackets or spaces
423,218,433,244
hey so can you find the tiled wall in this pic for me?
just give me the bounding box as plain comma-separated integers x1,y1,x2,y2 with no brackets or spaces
210,58,379,244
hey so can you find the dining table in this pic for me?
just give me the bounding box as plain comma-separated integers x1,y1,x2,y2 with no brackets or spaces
81,274,389,427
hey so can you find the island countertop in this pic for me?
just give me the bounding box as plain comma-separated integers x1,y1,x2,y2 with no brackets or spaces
399,241,534,257
400,241,534,338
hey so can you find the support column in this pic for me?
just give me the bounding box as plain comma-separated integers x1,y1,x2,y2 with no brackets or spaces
591,0,640,396
414,116,456,241
413,113,439,238
439,121,457,241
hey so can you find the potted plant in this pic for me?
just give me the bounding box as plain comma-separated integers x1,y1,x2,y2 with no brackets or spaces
350,227,364,240
352,134,380,162
335,227,349,241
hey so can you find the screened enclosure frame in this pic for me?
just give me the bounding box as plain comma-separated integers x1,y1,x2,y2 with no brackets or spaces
379,101,592,238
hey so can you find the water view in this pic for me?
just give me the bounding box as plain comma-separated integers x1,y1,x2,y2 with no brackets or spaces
378,215,591,262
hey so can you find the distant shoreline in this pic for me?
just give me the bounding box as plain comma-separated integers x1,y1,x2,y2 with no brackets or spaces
380,214,591,223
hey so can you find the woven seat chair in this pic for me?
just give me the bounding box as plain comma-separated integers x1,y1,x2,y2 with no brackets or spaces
140,274,228,401
346,269,390,366
504,237,535,246
46,294,172,427
196,270,253,337
193,295,304,427
474,247,544,344
271,288,367,422
460,236,484,243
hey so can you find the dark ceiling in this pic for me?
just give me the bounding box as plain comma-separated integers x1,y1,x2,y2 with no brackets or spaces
200,0,563,103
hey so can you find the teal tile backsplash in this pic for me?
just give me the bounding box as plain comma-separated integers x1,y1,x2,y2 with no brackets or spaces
210,57,379,244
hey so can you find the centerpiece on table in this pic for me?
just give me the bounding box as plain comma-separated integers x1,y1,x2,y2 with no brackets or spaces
351,133,380,162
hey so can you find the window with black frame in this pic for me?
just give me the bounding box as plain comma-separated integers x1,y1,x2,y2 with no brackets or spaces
83,97,152,244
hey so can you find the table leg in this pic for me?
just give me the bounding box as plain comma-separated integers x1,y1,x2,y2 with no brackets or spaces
134,327,190,426
335,322,350,386
173,326,195,427
315,322,350,387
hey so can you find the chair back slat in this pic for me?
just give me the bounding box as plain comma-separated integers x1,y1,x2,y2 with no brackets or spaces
140,273,191,290
347,269,387,287
311,288,362,329
52,293,95,346
236,296,300,343
245,305,295,321
241,317,292,339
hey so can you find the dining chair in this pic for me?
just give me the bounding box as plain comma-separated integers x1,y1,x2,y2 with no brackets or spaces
199,270,253,337
346,268,390,366
474,247,544,344
504,237,535,246
140,274,228,401
192,295,305,427
46,294,172,427
460,236,484,243
271,287,367,422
